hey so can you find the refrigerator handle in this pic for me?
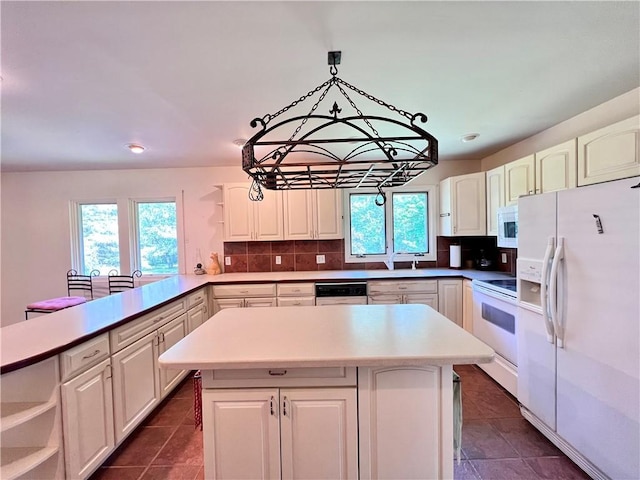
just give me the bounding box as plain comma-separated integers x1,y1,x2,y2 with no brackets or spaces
540,237,556,343
549,237,565,348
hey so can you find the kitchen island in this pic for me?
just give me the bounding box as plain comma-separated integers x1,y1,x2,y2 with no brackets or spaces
159,304,494,480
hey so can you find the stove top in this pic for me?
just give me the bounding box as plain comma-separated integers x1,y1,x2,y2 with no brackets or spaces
484,279,517,292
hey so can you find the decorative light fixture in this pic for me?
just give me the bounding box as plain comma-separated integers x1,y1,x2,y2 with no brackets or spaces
127,144,145,154
241,51,438,204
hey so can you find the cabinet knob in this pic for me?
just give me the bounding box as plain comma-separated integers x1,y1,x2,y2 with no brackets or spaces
439,213,451,217
268,369,287,376
270,396,276,416
283,396,288,416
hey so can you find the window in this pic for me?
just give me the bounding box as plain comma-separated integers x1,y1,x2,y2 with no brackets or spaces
71,197,181,276
75,202,120,275
344,186,437,264
131,200,178,274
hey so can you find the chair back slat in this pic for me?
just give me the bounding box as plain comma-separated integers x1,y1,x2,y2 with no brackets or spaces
108,270,142,294
67,269,99,299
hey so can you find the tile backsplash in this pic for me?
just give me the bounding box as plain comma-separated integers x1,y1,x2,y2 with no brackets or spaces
223,238,517,274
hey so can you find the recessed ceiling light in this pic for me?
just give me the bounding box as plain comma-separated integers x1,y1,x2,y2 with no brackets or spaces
233,138,248,148
461,133,480,143
127,144,145,154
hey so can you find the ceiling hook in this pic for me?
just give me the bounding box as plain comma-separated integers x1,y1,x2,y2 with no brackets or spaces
328,51,341,76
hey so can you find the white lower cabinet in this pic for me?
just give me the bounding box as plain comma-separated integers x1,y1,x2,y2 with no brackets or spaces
61,359,114,479
111,332,160,443
438,279,463,327
212,284,277,313
187,302,207,333
367,280,438,310
462,279,474,333
358,365,454,480
158,315,188,398
203,387,358,480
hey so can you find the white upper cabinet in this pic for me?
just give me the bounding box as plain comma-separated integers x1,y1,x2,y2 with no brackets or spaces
223,183,284,241
439,172,486,236
535,139,577,193
577,115,640,186
505,154,535,205
486,165,505,236
283,189,343,240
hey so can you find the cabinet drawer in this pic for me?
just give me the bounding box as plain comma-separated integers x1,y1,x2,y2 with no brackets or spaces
187,289,206,308
368,280,438,295
110,299,186,353
60,334,110,382
277,296,316,307
203,366,357,388
212,283,277,298
276,283,315,297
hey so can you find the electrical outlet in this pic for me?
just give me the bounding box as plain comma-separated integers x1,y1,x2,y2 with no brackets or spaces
225,256,231,266
316,254,326,264
275,255,282,265
501,253,508,264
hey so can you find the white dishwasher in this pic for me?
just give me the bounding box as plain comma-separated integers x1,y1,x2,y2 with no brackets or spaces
315,282,368,305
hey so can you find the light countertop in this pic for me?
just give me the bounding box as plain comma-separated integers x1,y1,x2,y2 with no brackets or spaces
1,268,508,373
159,304,495,370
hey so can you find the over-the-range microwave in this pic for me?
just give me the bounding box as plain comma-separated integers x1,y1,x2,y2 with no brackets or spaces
497,205,518,248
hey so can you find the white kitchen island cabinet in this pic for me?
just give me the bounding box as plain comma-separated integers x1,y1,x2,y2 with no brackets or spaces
159,304,494,480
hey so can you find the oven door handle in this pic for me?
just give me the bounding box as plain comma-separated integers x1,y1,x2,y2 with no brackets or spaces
540,237,556,343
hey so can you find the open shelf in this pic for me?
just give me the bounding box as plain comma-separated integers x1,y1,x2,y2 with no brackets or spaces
0,446,59,480
0,400,57,432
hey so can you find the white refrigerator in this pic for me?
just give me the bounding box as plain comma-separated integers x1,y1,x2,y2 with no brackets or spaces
516,176,639,480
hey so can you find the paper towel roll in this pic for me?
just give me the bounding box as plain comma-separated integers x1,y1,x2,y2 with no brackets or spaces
450,245,461,269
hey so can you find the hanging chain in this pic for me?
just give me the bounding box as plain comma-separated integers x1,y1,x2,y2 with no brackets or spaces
336,77,414,121
249,178,264,201
288,81,334,142
259,79,332,127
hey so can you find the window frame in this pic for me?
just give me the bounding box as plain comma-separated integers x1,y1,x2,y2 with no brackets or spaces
69,199,121,276
129,197,179,275
70,195,185,277
343,184,437,264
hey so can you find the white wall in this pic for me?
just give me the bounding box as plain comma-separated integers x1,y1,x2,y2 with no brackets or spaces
1,166,247,326
481,87,640,170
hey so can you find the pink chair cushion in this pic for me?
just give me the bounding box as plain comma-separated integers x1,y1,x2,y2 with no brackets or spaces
26,296,87,311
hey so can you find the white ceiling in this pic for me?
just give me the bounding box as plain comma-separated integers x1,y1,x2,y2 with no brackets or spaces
2,1,639,173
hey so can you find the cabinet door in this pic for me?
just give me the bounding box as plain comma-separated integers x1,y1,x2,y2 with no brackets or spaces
451,172,486,236
280,388,358,480
404,293,438,310
223,184,253,241
438,177,453,236
367,294,403,305
358,365,454,480
245,297,277,308
577,115,640,186
462,279,473,333
505,155,535,205
254,188,284,240
61,359,114,479
486,165,505,236
283,190,314,240
437,279,462,327
535,139,577,193
158,314,188,399
202,389,280,480
187,303,207,334
315,189,344,239
277,296,316,307
111,332,159,443
213,297,244,313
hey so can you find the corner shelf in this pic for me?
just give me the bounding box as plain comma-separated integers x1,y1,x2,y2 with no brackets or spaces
0,446,59,480
0,400,57,432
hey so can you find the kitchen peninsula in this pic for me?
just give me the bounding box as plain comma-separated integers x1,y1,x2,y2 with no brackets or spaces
159,304,494,479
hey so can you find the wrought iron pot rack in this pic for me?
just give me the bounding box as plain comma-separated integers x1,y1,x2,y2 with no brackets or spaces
241,51,438,204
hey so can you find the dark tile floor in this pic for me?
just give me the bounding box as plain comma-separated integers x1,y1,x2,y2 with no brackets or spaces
91,366,590,480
